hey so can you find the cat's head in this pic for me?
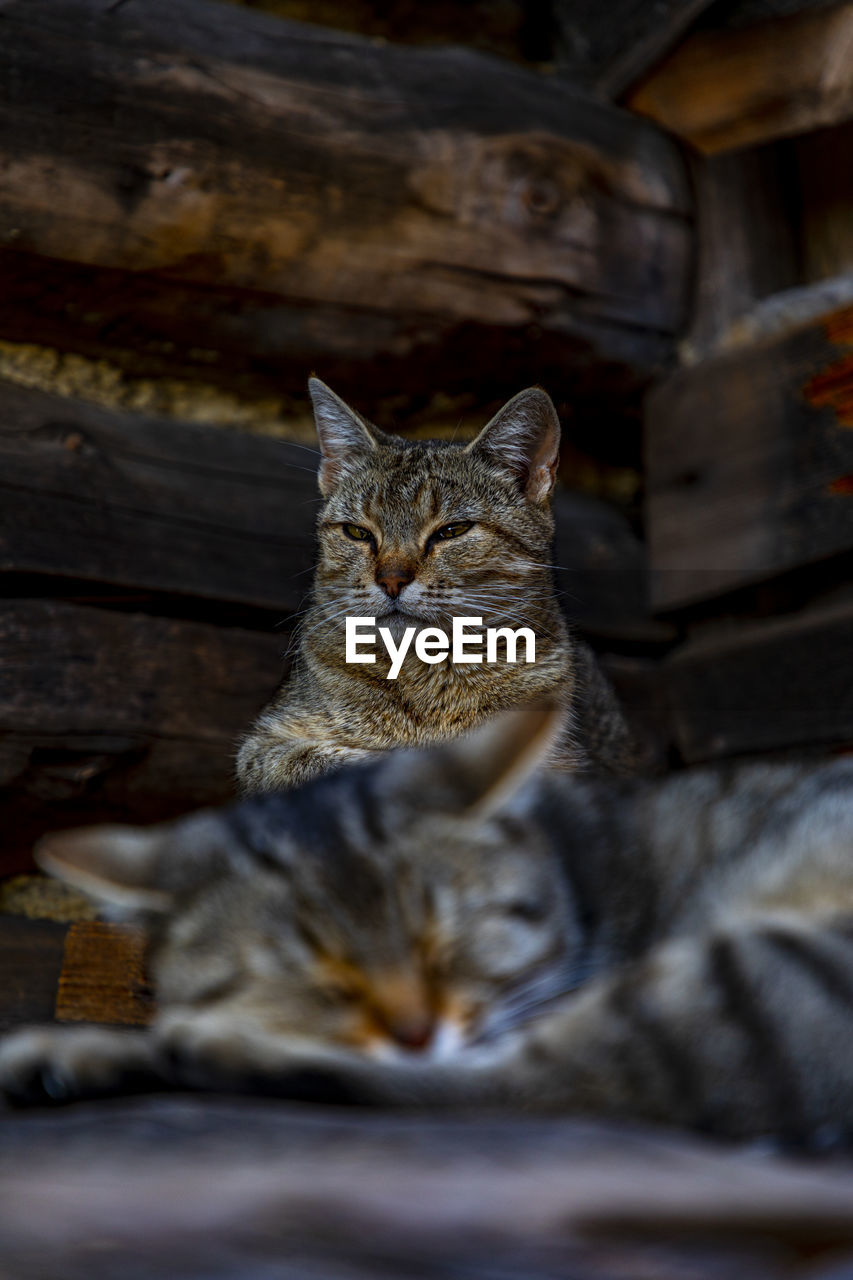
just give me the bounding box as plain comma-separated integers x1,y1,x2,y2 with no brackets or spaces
36,705,580,1063
308,379,561,633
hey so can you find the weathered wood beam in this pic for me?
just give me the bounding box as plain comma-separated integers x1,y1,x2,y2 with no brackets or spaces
680,145,801,363
0,379,321,615
663,603,853,761
628,1,853,153
645,297,853,610
0,600,284,873
0,378,658,636
0,0,691,423
551,0,718,98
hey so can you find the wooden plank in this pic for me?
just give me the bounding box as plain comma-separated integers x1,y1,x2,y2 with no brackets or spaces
0,0,691,422
795,120,853,282
551,0,718,98
681,145,801,363
56,923,153,1028
0,378,660,637
708,0,846,29
645,300,853,610
0,379,321,613
0,600,285,874
663,603,853,761
627,2,853,153
0,917,68,1033
3,1099,853,1279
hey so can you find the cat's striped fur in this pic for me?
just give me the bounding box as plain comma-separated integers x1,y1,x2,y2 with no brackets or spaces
4,705,853,1144
235,379,638,791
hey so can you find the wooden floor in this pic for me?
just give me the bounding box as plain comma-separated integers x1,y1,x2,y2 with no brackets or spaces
3,1095,853,1279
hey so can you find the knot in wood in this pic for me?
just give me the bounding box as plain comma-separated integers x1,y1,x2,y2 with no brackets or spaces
521,177,562,220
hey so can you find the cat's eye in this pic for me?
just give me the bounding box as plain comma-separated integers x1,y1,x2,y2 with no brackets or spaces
432,521,473,541
505,900,547,923
325,985,361,1007
342,523,373,542
320,978,362,1006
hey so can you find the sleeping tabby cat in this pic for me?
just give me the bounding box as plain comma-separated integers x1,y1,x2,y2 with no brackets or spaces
3,705,853,1143
235,379,637,791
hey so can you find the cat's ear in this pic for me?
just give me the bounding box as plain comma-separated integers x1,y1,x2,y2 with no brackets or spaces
34,812,228,914
309,377,383,498
389,701,564,821
467,388,561,503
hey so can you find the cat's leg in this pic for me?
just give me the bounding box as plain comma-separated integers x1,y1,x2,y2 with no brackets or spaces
235,727,372,793
0,1026,166,1105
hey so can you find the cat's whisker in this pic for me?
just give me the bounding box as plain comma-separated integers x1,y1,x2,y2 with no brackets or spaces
471,962,590,1044
276,440,322,457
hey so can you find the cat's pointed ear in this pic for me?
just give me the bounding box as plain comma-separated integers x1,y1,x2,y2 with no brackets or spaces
390,701,564,821
309,377,383,497
467,388,561,503
34,811,228,915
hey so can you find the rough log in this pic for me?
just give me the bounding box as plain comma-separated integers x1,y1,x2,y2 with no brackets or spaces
645,298,853,610
628,1,853,153
0,0,691,424
0,378,658,636
0,600,285,874
663,603,853,761
0,379,321,615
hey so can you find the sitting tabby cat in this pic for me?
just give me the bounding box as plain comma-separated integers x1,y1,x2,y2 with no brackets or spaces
4,705,853,1144
236,379,637,791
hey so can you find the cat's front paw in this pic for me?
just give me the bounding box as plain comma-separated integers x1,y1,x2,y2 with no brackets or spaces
0,1026,160,1106
0,1028,80,1105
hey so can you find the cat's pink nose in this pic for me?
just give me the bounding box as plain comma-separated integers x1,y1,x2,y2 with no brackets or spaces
375,565,415,598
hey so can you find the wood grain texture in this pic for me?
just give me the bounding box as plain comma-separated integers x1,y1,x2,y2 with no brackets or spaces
664,603,853,761
628,1,853,153
56,923,153,1027
0,599,285,874
0,0,691,420
0,379,321,613
645,301,853,610
681,144,801,362
2,1098,853,1279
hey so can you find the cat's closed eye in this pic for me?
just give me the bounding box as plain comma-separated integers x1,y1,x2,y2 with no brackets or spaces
504,899,548,923
318,982,361,1007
